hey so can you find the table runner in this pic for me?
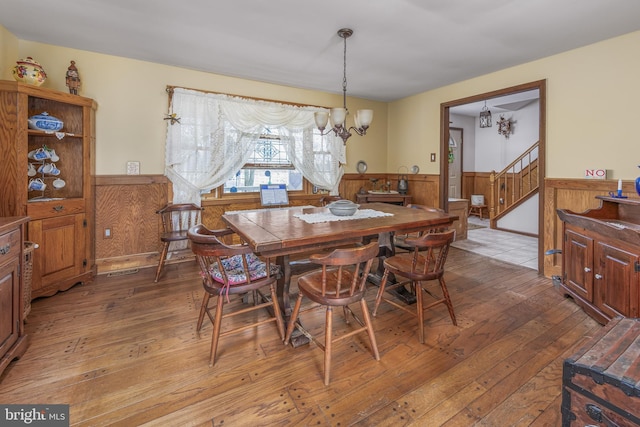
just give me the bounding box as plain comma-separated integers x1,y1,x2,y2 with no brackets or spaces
294,209,393,224
226,205,314,215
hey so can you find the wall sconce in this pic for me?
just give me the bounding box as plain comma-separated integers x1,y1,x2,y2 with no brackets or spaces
479,101,492,128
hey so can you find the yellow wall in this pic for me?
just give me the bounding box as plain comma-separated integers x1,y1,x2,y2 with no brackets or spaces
2,25,639,179
0,31,387,175
0,26,18,81
389,30,640,180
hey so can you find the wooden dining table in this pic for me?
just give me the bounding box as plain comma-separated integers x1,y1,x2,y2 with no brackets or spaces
222,202,458,346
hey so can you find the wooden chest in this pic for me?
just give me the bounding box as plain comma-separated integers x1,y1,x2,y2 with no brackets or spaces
562,317,640,426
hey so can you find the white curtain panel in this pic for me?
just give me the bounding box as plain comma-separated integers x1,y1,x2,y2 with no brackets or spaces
165,88,345,204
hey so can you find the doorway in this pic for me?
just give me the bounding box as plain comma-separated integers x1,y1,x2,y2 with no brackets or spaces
439,80,546,272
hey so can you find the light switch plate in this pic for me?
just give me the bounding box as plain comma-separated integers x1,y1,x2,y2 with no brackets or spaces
126,161,140,175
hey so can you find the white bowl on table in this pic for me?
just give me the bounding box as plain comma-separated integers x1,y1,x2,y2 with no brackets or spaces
327,200,359,216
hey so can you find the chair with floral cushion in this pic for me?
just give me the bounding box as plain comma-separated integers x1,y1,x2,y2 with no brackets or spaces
188,224,285,367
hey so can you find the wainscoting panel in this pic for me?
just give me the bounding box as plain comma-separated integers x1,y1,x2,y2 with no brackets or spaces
461,174,636,279
462,171,491,205
341,173,440,208
95,175,168,274
92,174,633,278
542,178,635,278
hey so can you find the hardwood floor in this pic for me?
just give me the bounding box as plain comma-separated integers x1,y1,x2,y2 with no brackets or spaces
0,248,601,426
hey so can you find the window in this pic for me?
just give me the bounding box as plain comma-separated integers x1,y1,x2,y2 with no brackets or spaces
223,132,303,193
166,88,344,204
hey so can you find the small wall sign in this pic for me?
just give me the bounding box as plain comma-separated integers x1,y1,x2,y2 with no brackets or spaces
584,169,607,179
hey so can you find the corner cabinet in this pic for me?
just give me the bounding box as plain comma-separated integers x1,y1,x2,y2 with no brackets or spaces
0,81,96,298
557,196,640,324
0,216,29,377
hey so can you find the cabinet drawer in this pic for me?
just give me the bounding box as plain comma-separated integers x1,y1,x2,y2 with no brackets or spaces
27,199,84,220
0,229,20,268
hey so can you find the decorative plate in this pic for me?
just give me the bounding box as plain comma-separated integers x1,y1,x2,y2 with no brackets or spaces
356,160,367,174
411,165,420,174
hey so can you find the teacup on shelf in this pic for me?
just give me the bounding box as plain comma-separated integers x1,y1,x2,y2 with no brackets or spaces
28,178,46,191
45,147,59,162
27,163,37,177
37,163,53,174
52,178,66,189
28,148,50,161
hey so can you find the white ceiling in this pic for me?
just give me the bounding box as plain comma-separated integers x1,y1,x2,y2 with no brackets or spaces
2,0,640,102
450,89,540,117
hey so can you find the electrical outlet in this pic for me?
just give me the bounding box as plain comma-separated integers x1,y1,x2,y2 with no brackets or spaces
104,228,112,238
126,161,140,175
430,153,436,162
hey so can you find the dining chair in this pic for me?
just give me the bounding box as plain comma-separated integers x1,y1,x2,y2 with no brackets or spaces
154,203,203,282
284,241,380,385
394,204,449,251
374,229,457,344
319,195,342,206
188,224,285,367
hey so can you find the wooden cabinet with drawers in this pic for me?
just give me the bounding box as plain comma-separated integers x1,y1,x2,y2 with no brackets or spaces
0,81,97,298
557,196,640,324
0,217,29,377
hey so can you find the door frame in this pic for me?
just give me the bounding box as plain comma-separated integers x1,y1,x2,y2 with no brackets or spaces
439,79,546,272
448,127,463,198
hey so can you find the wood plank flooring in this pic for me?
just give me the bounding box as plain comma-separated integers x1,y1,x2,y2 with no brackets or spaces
0,248,601,426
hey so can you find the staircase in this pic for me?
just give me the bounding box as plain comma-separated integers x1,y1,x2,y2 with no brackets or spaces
488,141,540,227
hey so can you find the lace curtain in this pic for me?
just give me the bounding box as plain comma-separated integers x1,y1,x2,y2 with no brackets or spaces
165,88,345,204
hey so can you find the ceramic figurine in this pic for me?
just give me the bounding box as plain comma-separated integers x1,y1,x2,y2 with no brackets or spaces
65,60,81,95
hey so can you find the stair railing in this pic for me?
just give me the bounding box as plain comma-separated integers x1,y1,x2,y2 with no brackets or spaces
489,141,540,223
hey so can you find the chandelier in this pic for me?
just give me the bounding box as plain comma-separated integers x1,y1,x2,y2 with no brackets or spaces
314,28,373,144
479,100,492,128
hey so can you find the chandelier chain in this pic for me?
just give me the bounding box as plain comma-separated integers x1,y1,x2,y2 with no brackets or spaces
342,31,348,110
313,28,371,144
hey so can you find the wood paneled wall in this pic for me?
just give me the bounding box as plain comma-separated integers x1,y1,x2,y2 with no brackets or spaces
462,171,491,203
461,173,636,278
542,178,636,278
94,173,635,279
94,173,440,273
95,175,168,274
341,173,441,208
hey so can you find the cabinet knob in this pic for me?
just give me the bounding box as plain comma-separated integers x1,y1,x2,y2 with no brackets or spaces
0,244,10,255
584,267,591,273
595,274,603,280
